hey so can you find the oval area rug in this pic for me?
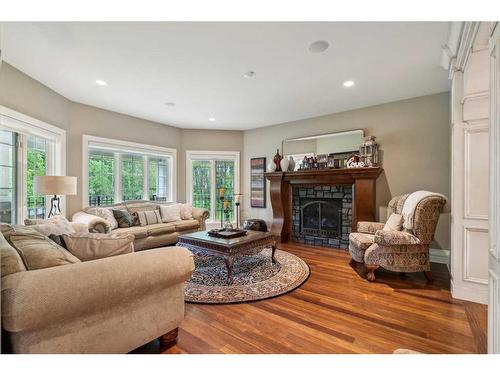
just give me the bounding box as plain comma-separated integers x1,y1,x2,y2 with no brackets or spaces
185,248,310,304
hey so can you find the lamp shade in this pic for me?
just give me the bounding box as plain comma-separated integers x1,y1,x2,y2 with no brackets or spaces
34,176,77,196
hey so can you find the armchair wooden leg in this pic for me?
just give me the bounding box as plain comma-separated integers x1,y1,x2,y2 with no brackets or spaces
366,265,379,281
424,271,433,282
158,328,178,349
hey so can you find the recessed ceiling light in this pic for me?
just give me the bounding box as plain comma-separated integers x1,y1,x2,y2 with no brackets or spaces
343,80,355,88
164,102,176,107
309,40,329,53
243,71,256,78
208,117,216,122
95,79,107,86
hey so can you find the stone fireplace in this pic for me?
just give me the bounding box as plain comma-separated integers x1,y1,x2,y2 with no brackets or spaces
292,185,352,248
264,167,382,249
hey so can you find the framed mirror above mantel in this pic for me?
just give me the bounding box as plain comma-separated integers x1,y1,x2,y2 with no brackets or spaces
282,129,365,171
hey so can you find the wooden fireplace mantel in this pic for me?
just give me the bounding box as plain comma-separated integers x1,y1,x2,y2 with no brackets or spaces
264,167,383,243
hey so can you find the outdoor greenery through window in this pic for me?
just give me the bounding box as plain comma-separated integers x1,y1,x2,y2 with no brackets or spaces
88,151,114,206
86,137,174,206
26,135,48,219
189,153,238,222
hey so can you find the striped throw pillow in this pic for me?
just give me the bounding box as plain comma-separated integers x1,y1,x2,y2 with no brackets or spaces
137,210,162,226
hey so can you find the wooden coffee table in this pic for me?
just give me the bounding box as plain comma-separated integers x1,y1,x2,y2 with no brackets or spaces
177,230,277,284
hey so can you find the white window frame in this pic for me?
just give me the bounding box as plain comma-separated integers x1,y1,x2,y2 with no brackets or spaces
82,135,177,207
186,150,240,223
0,105,66,223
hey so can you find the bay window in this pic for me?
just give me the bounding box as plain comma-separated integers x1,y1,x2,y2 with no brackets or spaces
83,135,176,207
186,151,240,222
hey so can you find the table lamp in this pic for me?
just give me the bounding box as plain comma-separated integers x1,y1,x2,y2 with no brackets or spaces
34,176,77,217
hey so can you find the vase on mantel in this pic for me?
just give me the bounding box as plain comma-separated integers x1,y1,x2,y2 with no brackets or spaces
267,162,276,172
273,149,283,171
287,156,296,172
280,158,289,172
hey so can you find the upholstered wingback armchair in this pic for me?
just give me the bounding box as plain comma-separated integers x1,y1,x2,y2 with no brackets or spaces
348,193,448,281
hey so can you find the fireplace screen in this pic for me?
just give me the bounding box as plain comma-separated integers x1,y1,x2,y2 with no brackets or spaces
300,199,342,237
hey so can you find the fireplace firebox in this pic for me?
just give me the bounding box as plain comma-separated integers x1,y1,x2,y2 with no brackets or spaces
292,185,352,248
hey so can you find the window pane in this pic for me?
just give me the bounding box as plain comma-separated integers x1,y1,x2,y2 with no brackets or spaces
149,157,170,201
121,154,144,201
215,160,235,221
27,135,47,219
192,160,211,212
88,150,115,206
0,130,16,223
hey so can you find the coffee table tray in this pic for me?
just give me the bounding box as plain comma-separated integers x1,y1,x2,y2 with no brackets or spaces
208,228,247,239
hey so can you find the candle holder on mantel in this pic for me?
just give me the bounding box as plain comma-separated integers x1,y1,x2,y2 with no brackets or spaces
234,194,243,229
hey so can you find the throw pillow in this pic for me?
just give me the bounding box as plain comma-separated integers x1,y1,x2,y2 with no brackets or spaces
383,213,404,231
27,217,76,237
9,228,81,270
160,204,181,223
112,209,135,228
137,209,162,226
48,233,68,249
1,233,27,276
62,232,134,262
179,203,194,220
87,207,119,230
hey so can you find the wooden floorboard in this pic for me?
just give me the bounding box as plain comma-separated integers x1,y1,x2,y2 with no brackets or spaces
135,243,488,354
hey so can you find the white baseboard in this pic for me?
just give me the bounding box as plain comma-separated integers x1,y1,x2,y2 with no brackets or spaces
430,248,450,266
451,279,488,304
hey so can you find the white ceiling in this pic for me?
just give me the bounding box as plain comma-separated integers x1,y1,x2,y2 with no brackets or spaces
1,22,451,130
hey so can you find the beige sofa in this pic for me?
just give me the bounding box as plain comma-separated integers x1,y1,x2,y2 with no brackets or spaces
1,228,195,354
72,201,210,251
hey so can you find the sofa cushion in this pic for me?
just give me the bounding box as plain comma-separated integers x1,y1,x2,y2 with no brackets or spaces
160,204,181,223
172,219,200,232
146,223,176,236
137,210,162,226
179,203,194,220
125,202,160,213
9,228,81,270
349,232,375,251
112,226,149,239
62,232,134,261
112,209,135,228
1,233,27,276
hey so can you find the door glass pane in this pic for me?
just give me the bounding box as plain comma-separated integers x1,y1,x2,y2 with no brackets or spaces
88,150,115,206
215,160,235,221
121,154,144,201
149,157,170,202
27,135,47,219
191,160,211,213
0,130,17,223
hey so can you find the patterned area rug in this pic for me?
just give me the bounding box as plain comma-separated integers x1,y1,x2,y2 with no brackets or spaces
185,248,310,304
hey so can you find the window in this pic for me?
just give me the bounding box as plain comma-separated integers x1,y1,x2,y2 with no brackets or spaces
26,135,49,219
0,106,66,224
0,130,17,223
187,151,240,222
88,150,115,206
83,135,176,207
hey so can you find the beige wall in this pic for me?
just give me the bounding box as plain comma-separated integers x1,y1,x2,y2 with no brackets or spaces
243,92,451,250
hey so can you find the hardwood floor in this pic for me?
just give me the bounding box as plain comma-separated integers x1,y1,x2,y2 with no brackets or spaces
137,242,488,354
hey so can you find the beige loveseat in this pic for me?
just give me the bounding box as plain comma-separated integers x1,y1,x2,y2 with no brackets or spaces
1,227,195,354
72,201,210,251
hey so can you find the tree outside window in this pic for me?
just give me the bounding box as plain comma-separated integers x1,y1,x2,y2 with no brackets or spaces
88,151,114,206
26,135,47,219
121,154,144,201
